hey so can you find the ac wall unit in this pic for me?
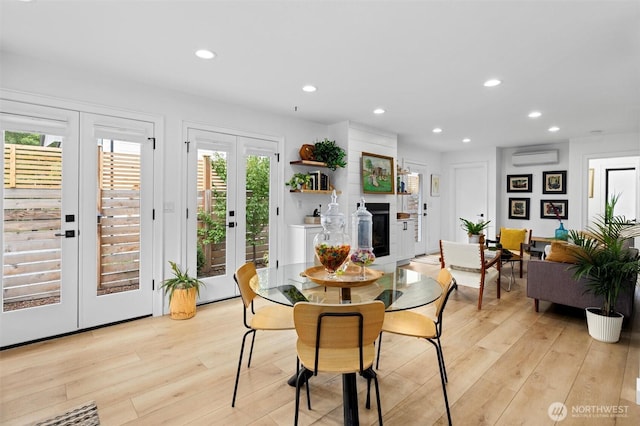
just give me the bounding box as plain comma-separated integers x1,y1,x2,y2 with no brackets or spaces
511,150,558,166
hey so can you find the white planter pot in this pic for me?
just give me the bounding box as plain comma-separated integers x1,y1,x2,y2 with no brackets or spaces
468,234,480,244
585,308,624,343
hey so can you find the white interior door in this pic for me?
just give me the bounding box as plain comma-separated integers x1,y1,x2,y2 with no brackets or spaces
405,161,428,256
453,163,488,242
79,113,155,328
186,127,279,303
1,101,79,346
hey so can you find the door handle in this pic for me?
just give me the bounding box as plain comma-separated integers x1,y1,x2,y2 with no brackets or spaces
55,230,76,238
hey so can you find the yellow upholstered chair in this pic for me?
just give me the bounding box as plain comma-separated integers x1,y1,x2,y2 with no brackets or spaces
375,268,456,425
494,228,531,290
439,240,501,310
231,262,295,407
293,301,385,425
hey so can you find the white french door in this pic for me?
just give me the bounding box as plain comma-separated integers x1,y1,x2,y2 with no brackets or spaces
1,101,79,346
186,126,278,303
1,100,155,347
78,114,155,327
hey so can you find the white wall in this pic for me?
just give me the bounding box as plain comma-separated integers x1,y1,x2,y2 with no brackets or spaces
498,142,570,237
569,132,640,231
1,52,329,272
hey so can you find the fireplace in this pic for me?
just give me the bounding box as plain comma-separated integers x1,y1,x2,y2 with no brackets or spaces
359,202,390,257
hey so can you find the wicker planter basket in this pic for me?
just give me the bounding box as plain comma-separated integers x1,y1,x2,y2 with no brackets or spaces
169,288,197,320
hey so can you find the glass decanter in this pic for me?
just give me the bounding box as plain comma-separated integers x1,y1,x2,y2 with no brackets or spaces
350,198,376,279
313,190,351,278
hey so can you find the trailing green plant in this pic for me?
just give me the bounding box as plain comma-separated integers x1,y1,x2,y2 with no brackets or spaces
570,195,640,317
459,218,491,235
313,138,346,171
286,172,311,188
161,261,206,303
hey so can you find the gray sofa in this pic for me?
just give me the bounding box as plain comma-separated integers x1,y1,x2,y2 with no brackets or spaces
527,259,635,318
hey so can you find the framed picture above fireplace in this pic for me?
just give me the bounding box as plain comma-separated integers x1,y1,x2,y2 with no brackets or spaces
362,152,394,194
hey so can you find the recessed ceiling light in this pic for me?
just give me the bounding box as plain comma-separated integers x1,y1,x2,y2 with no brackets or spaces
462,138,471,143
302,85,317,93
528,111,542,118
373,108,385,115
195,49,215,59
432,128,443,134
548,126,560,132
483,79,502,87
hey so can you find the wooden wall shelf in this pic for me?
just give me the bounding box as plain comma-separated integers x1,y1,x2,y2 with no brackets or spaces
290,160,329,167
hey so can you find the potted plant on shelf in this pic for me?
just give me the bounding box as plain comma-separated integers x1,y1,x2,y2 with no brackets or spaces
161,261,206,320
569,195,640,343
313,138,346,171
286,173,312,190
459,218,491,244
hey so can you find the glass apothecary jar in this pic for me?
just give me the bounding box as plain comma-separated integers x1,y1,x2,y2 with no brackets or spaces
313,190,351,278
350,198,376,279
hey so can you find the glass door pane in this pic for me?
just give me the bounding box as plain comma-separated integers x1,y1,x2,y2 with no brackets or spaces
97,139,141,295
197,149,228,278
3,134,63,311
244,148,276,269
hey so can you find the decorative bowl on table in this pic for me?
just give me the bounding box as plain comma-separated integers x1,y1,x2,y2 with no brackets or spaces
303,264,384,287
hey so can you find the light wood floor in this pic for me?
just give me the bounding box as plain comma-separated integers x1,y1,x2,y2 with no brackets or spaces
1,260,639,425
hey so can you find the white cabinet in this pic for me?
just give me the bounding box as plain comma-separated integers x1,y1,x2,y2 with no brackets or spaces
396,220,416,264
289,224,322,264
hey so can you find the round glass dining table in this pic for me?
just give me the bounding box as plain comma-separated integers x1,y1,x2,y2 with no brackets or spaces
253,262,442,311
253,262,442,426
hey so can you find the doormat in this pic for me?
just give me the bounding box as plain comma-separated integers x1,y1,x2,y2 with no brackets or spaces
34,401,100,426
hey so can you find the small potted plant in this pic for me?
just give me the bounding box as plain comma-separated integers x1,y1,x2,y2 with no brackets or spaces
286,172,312,190
459,218,491,244
569,195,640,342
161,261,205,320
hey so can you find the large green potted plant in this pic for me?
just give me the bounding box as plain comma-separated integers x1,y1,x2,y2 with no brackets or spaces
161,261,206,320
313,139,346,171
459,218,491,244
569,196,640,342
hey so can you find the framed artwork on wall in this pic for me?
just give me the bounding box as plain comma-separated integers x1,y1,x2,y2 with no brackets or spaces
361,152,394,194
542,170,567,194
540,199,568,220
508,198,530,220
430,174,440,197
506,174,532,192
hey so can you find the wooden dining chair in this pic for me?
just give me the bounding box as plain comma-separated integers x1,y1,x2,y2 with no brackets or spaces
439,240,501,310
375,268,456,426
231,262,295,407
293,301,385,425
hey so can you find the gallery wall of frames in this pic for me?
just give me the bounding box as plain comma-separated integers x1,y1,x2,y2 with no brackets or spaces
506,171,568,221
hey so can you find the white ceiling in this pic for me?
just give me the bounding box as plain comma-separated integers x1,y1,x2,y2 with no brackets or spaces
1,0,639,152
